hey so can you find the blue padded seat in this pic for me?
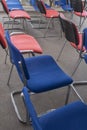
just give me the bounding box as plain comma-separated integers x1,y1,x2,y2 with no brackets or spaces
62,4,73,11
39,101,87,130
23,87,87,130
25,55,73,93
54,0,73,11
54,0,65,6
6,0,24,10
7,4,24,11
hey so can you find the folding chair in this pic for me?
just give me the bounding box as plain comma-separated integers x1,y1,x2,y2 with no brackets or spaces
25,0,51,28
36,0,59,37
57,13,86,75
1,0,31,31
5,30,83,124
70,0,87,30
22,86,87,130
0,23,43,85
57,13,87,92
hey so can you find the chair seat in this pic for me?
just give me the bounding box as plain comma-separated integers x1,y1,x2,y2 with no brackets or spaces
62,4,73,11
25,55,73,93
11,34,43,53
7,4,24,11
39,101,87,130
70,33,86,51
45,9,59,18
9,10,31,19
74,10,87,17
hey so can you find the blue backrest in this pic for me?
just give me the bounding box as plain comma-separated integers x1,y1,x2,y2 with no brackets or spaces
83,28,87,50
22,87,42,130
5,31,30,83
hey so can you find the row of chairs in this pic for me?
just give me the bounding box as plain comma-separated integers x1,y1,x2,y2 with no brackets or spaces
1,0,87,130
1,0,60,37
2,9,87,130
5,26,87,129
2,0,87,37
28,0,87,36
21,12,87,129
36,0,87,32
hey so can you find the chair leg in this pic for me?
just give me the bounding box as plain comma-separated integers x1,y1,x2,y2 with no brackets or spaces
71,83,84,103
65,83,84,104
11,90,28,124
79,17,86,30
5,49,8,64
7,64,14,86
44,17,53,37
65,86,71,105
71,57,82,77
56,40,67,61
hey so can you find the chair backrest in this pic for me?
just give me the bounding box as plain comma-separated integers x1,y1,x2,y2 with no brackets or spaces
5,31,30,84
30,0,39,11
22,87,42,130
36,0,46,14
0,23,7,49
59,13,80,46
1,0,9,14
83,28,87,50
70,0,83,13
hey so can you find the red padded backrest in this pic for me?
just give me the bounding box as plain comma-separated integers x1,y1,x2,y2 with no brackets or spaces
0,23,7,49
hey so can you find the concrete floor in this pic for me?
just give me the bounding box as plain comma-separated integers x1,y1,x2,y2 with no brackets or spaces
0,2,87,130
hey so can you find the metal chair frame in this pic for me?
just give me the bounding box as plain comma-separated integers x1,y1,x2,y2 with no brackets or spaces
70,0,87,30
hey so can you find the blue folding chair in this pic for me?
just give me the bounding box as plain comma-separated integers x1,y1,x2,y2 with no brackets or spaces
22,86,87,130
5,30,83,124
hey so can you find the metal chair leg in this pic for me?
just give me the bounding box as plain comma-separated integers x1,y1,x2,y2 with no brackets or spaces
7,64,14,86
65,86,71,105
56,40,67,61
11,90,27,124
71,84,84,103
71,57,82,77
44,17,53,38
5,49,8,64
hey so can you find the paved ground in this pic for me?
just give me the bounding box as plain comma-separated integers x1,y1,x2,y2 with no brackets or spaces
0,2,87,130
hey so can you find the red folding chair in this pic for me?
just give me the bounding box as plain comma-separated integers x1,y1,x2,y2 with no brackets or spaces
36,0,60,37
70,0,87,30
1,0,31,31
